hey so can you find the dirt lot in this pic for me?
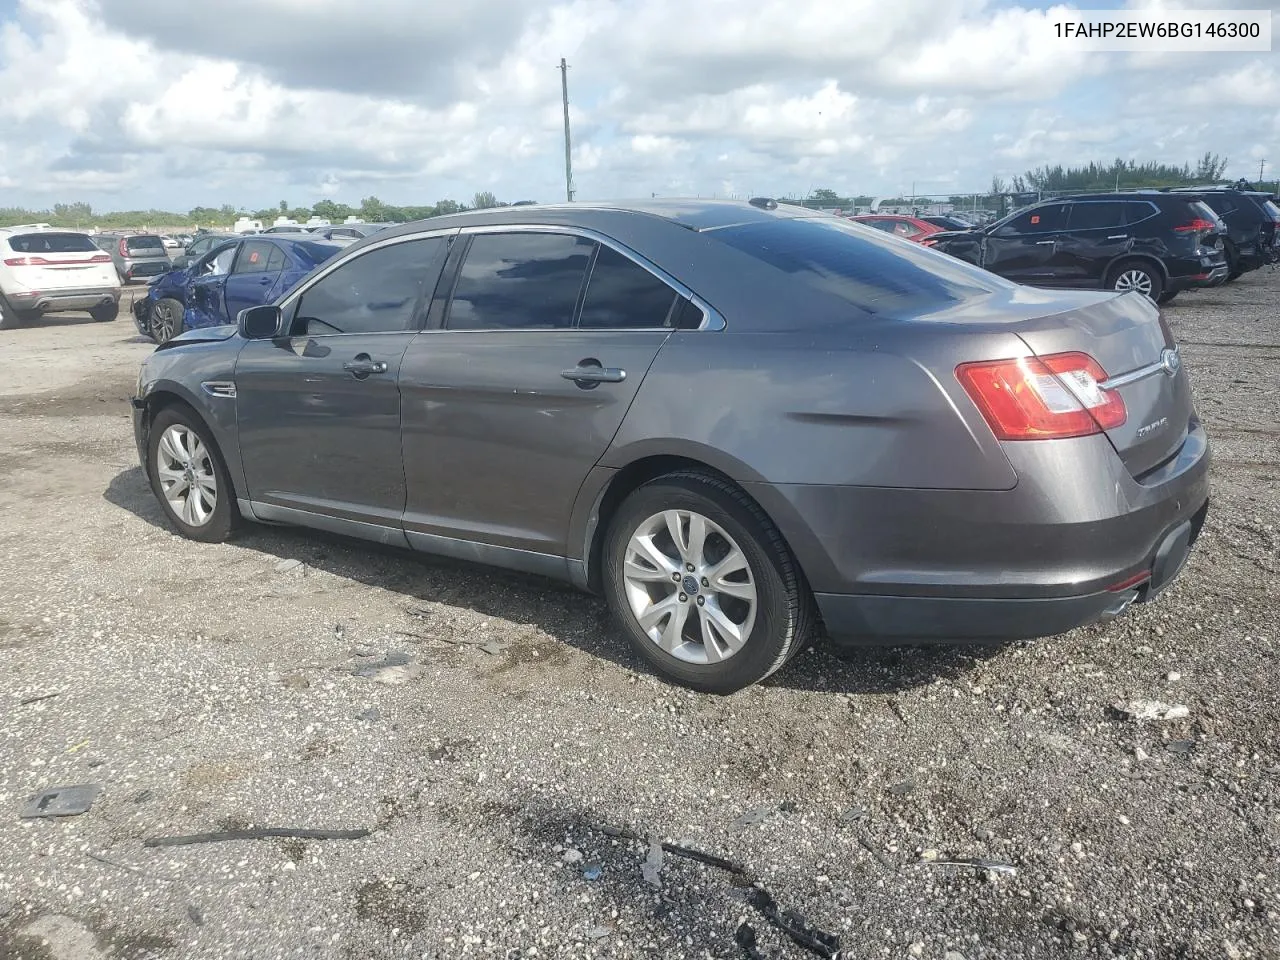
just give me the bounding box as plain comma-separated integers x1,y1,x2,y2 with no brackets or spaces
1,276,1278,960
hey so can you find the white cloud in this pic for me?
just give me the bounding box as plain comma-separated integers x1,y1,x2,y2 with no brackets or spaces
0,0,1274,212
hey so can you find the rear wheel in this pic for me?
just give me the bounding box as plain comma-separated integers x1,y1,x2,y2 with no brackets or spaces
150,298,185,344
146,405,238,543
602,472,814,694
89,301,119,322
1108,260,1164,304
0,298,19,330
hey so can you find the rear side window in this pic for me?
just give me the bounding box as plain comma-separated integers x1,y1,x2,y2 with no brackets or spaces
1125,201,1158,225
1263,200,1280,221
234,240,275,273
126,235,165,253
8,232,98,253
1198,194,1234,215
294,237,447,335
713,216,1005,319
1066,202,1124,231
578,246,678,329
265,245,286,272
447,233,593,330
294,241,342,266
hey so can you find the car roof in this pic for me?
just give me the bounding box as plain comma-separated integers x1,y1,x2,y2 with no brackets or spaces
373,199,826,242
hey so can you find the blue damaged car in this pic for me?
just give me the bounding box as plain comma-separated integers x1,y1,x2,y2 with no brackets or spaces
133,235,341,343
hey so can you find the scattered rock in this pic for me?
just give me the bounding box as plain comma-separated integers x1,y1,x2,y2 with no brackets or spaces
909,943,925,958
1135,746,1150,762
730,805,778,831
186,905,204,926
974,826,994,842
1167,739,1196,755
1112,699,1190,722
887,779,916,796
945,951,968,960
839,806,866,824
587,926,610,940
357,708,381,722
641,836,663,888
1167,671,1181,682
562,848,583,864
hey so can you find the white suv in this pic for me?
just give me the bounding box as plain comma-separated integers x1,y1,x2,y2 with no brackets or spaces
0,224,122,329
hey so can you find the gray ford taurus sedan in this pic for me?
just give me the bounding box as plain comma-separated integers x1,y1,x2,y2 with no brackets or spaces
131,199,1210,693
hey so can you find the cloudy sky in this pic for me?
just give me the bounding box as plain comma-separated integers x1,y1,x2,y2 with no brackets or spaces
0,0,1275,212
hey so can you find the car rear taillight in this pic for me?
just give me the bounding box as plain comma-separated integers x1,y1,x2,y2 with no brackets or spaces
1173,218,1216,233
3,256,30,266
118,238,129,257
956,352,1127,440
920,237,940,247
90,253,111,263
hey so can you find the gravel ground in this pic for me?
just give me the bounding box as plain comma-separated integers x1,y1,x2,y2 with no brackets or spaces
0,276,1278,960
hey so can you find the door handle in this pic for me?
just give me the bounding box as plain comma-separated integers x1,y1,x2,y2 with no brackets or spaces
1035,239,1055,245
343,354,388,378
1106,235,1128,240
259,276,273,284
561,359,627,387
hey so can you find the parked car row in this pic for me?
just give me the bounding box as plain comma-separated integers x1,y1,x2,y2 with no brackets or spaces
0,225,120,328
132,199,1210,692
905,186,1276,303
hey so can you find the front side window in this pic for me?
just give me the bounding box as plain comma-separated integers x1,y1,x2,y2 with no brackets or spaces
447,232,593,330
996,204,1067,236
202,242,239,277
294,236,447,335
578,245,678,329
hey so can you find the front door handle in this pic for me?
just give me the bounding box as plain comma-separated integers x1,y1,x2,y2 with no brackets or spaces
1106,235,1128,240
561,359,627,388
343,354,388,379
259,276,273,284
1035,239,1055,245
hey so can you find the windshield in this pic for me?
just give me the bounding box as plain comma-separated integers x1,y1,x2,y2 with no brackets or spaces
712,215,1009,319
126,235,166,252
8,232,98,253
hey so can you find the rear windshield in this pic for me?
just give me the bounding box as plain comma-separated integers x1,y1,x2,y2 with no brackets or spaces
126,236,166,252
1187,200,1222,225
711,216,1007,318
7,232,98,253
292,241,343,266
1263,200,1280,221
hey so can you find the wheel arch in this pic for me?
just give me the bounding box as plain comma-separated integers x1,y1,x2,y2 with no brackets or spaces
1105,253,1169,284
138,384,244,500
571,451,822,597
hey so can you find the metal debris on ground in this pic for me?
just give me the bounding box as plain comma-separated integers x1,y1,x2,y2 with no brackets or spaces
351,651,420,685
274,559,303,573
144,826,371,847
924,856,1017,876
837,806,866,824
729,804,778,831
479,640,510,655
1167,739,1197,754
1112,699,1190,722
582,863,602,881
641,835,664,888
855,831,898,873
20,784,102,819
18,691,60,706
746,888,843,959
598,825,748,874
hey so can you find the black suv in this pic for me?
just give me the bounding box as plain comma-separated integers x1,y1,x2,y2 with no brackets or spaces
924,193,1228,304
1166,187,1279,279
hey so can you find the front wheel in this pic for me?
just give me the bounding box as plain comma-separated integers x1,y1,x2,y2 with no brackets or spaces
146,406,238,543
602,472,814,694
89,301,119,322
1108,260,1164,304
150,298,185,344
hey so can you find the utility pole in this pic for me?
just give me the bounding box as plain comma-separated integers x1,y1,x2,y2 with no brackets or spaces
559,58,574,202
1259,158,1267,184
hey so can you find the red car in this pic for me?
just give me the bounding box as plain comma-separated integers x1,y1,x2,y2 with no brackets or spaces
847,215,945,243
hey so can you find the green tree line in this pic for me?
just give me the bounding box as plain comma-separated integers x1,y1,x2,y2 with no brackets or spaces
0,191,510,230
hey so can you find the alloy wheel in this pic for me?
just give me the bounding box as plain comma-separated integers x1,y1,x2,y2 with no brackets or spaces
622,509,757,664
151,301,178,342
1114,269,1153,298
155,424,217,526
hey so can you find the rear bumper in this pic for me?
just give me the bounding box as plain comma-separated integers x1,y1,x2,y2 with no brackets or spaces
6,287,120,313
748,420,1211,644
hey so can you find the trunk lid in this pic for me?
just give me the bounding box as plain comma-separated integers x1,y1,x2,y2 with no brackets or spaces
1009,290,1191,476
914,286,1192,477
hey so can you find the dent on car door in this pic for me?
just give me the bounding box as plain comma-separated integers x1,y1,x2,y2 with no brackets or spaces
185,242,238,327
983,204,1066,283
399,232,677,561
1051,201,1129,285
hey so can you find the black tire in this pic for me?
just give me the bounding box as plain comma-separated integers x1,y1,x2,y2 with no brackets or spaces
0,299,20,330
1157,290,1179,305
150,298,185,344
146,405,238,543
89,301,119,322
1223,241,1243,281
1107,259,1164,304
602,471,815,694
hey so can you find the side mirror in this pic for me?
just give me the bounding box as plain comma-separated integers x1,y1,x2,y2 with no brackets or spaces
173,256,191,269
238,304,281,339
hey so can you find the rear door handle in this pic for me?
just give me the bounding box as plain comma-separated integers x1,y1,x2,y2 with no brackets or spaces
561,360,627,386
343,355,388,378
1035,239,1055,245
1106,235,1128,240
